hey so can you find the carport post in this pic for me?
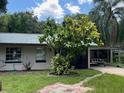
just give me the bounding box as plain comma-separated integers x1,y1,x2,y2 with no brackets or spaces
118,49,121,63
110,48,113,63
88,48,90,68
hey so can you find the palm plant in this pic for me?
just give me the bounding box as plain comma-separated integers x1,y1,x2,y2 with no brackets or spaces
89,0,124,47
118,19,124,47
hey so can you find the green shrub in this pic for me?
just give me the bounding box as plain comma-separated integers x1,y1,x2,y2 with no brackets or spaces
120,56,124,63
51,54,70,75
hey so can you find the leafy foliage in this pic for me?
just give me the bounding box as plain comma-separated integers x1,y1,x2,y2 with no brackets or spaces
0,14,10,32
89,0,124,47
39,15,103,75
0,0,7,14
118,19,124,47
23,61,33,71
51,54,70,75
0,12,45,33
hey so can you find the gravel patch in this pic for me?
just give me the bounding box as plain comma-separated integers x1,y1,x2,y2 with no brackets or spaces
37,83,92,93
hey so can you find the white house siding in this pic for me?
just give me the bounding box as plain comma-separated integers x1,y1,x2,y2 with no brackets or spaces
0,45,54,71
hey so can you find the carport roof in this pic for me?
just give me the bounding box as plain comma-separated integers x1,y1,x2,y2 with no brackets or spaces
0,33,46,45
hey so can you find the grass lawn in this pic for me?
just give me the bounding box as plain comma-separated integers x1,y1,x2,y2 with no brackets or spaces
84,74,124,93
0,69,99,93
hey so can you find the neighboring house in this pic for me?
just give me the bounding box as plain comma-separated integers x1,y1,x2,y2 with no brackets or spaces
0,33,54,71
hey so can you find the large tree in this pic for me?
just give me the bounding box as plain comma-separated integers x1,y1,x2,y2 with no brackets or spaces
0,14,10,32
0,12,45,33
118,19,124,47
39,15,103,75
89,0,124,47
0,0,7,14
0,0,7,33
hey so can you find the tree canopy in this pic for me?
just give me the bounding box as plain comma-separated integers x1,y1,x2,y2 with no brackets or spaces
89,0,124,47
0,0,7,14
39,15,103,75
0,12,45,33
118,19,124,47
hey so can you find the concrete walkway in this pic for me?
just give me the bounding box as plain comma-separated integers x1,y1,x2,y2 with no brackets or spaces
91,66,124,76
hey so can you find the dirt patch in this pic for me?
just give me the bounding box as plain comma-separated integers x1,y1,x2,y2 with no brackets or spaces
37,83,93,93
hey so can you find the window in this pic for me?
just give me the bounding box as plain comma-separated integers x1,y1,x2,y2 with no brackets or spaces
6,48,21,63
36,48,46,63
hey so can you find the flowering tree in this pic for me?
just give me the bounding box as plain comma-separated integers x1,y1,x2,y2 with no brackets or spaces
39,15,103,75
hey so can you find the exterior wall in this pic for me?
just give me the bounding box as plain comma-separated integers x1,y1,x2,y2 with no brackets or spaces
0,45,54,71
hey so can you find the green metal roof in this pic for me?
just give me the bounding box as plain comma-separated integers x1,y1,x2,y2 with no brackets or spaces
0,33,97,46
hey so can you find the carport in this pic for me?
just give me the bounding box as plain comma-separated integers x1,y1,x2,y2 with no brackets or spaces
88,47,118,68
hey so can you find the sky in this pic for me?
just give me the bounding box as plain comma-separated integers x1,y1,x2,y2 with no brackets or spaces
7,0,94,21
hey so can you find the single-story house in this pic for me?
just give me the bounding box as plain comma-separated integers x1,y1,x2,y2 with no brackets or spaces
0,33,120,71
0,33,54,71
0,33,93,71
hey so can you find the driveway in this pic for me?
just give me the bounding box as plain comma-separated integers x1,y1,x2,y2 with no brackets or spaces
91,66,124,76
